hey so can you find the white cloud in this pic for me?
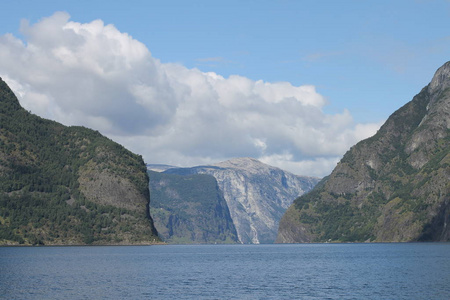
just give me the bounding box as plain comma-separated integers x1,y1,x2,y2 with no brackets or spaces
0,12,381,177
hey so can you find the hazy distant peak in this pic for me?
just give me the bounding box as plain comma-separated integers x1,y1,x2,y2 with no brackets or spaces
146,164,177,172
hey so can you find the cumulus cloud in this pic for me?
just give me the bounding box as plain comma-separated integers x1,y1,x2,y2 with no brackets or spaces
0,12,381,177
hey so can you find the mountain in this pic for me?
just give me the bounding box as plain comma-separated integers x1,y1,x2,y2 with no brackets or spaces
0,78,159,245
148,170,238,244
165,157,320,244
277,62,450,243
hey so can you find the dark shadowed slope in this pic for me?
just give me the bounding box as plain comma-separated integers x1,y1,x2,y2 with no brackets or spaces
149,170,238,244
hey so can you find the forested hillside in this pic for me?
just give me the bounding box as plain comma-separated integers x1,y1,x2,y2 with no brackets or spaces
0,78,159,245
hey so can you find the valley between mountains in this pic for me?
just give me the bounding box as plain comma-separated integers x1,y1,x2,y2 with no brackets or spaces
149,157,319,244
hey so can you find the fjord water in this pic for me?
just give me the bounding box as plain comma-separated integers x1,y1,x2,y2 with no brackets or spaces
1,243,449,299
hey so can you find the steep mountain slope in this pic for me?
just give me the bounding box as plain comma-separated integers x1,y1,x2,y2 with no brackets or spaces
166,158,319,244
148,170,238,244
277,62,450,243
0,78,159,245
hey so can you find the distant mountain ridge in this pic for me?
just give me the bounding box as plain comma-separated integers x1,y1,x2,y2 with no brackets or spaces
146,164,177,172
277,62,450,243
165,157,320,244
0,78,159,245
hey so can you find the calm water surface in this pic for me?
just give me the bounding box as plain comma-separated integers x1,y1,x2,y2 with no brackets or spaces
1,243,449,299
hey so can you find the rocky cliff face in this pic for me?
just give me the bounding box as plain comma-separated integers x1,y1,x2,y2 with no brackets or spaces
0,78,159,245
166,158,319,244
148,171,238,244
277,62,450,243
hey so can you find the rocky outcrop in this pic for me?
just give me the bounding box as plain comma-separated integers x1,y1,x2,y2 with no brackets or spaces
0,78,159,245
277,62,450,243
148,171,238,244
166,158,319,244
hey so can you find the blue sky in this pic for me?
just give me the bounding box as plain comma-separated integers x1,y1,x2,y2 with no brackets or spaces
1,0,449,176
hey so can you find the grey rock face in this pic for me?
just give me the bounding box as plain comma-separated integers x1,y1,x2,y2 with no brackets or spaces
166,158,319,244
428,61,450,95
